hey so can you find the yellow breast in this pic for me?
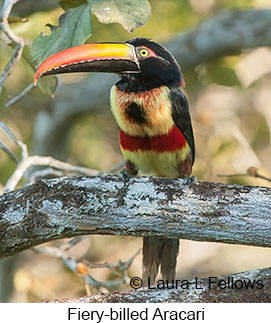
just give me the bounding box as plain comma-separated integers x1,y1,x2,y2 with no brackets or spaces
110,85,174,137
121,146,190,177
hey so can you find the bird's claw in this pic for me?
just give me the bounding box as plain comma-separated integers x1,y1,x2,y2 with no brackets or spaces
118,169,130,183
183,175,197,186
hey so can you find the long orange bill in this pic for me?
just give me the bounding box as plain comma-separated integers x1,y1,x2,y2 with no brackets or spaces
34,43,139,85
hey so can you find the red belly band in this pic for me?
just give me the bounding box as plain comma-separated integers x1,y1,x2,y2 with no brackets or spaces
120,126,187,152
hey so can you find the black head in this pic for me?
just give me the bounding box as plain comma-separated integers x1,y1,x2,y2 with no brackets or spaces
118,38,183,91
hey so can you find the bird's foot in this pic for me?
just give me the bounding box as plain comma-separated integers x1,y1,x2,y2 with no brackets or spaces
118,168,131,183
183,175,197,186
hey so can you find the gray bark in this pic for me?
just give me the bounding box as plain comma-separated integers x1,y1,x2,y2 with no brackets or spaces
52,267,271,303
1,176,270,259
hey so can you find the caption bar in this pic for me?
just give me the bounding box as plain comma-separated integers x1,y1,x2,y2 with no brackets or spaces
1,303,269,323
68,306,205,321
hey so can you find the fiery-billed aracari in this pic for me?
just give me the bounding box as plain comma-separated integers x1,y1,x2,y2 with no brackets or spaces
34,38,195,285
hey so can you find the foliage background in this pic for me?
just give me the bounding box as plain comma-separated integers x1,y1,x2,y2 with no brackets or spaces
0,0,271,301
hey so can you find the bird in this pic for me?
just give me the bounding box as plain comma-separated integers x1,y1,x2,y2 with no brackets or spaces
34,38,195,286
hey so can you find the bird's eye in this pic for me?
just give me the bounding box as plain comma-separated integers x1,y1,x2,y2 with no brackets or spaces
138,48,150,58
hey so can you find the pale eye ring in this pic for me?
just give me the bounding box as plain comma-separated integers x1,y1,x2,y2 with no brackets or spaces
138,48,150,58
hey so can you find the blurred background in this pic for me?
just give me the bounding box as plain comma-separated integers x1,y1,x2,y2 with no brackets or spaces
0,0,271,302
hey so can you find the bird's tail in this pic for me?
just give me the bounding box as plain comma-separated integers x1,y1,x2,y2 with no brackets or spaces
142,237,179,286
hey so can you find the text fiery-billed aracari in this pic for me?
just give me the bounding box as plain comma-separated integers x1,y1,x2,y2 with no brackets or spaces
34,38,195,286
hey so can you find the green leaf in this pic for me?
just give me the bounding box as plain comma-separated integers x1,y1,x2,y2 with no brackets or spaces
8,16,29,24
22,46,58,97
0,87,8,120
60,0,88,11
207,64,241,87
30,3,92,66
91,0,151,32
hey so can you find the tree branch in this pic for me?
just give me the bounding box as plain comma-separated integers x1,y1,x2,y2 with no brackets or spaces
51,267,271,303
218,166,271,184
1,122,124,191
166,9,271,69
0,0,24,92
5,83,34,108
31,9,271,158
34,245,139,291
1,176,270,259
3,155,101,192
